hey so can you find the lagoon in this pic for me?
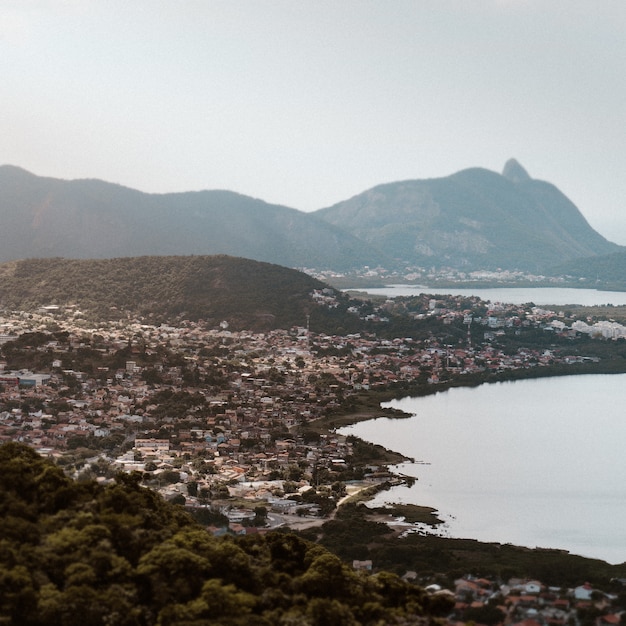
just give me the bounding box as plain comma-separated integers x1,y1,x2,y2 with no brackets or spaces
339,373,626,564
354,285,626,306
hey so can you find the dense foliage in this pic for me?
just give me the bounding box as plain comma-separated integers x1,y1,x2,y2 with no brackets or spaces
0,442,451,625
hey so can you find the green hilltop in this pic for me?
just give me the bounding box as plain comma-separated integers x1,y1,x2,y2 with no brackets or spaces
551,250,626,290
0,256,355,331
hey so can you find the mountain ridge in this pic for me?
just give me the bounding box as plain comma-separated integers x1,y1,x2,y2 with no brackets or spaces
0,162,619,273
0,165,388,270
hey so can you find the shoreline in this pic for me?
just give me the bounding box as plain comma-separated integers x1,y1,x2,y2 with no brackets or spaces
297,363,626,541
332,278,626,293
315,358,626,433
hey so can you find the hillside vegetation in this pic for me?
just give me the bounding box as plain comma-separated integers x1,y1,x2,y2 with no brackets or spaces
0,442,451,625
551,250,626,290
0,256,350,330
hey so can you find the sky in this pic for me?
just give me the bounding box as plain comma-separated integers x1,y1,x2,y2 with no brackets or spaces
2,1,626,243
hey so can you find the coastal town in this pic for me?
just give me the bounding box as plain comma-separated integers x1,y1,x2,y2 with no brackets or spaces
1,290,623,519
3,289,626,622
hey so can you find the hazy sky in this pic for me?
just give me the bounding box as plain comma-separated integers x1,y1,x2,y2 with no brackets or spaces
3,1,626,243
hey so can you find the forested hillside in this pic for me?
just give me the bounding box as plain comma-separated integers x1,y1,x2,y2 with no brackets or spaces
0,256,357,331
0,442,450,625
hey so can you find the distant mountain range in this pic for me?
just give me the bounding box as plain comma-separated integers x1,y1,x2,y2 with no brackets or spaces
0,165,387,271
0,161,620,273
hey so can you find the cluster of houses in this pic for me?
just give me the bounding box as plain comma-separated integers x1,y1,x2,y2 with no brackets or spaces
0,299,593,445
3,289,626,619
0,292,618,523
306,265,569,286
435,575,626,626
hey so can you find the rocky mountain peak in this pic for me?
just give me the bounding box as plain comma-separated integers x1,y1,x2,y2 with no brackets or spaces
502,158,531,183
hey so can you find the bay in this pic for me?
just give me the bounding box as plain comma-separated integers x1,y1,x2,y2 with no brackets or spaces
352,285,626,306
339,373,626,564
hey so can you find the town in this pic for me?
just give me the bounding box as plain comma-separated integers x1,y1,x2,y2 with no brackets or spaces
2,290,623,522
3,290,626,622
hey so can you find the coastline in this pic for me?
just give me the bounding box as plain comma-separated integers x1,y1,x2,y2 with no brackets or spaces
296,361,626,539
303,359,626,478
316,356,626,433
285,368,626,575
331,277,626,293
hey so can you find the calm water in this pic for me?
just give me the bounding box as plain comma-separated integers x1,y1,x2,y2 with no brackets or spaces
355,285,626,306
339,374,626,564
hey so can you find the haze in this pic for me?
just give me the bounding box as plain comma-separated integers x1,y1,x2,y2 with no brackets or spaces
2,1,626,243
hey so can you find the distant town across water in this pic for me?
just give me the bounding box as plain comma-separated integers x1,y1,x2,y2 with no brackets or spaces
351,285,626,307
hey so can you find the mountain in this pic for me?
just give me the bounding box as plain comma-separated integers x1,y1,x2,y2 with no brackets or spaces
0,255,364,332
314,159,621,272
0,165,387,270
1,162,619,273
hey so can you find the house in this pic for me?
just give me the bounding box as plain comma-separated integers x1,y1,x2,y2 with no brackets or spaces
523,581,543,595
352,560,372,571
574,583,594,601
228,522,247,535
135,438,170,453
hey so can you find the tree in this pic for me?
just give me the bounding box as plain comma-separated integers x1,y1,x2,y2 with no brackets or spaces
252,506,268,527
159,470,181,485
158,579,256,625
198,487,211,504
136,541,212,608
307,598,358,626
297,553,356,599
170,494,186,506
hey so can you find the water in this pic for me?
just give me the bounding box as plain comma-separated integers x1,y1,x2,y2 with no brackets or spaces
353,285,626,306
339,373,626,564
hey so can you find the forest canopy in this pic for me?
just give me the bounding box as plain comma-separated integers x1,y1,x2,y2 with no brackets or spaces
0,256,340,330
0,442,450,625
